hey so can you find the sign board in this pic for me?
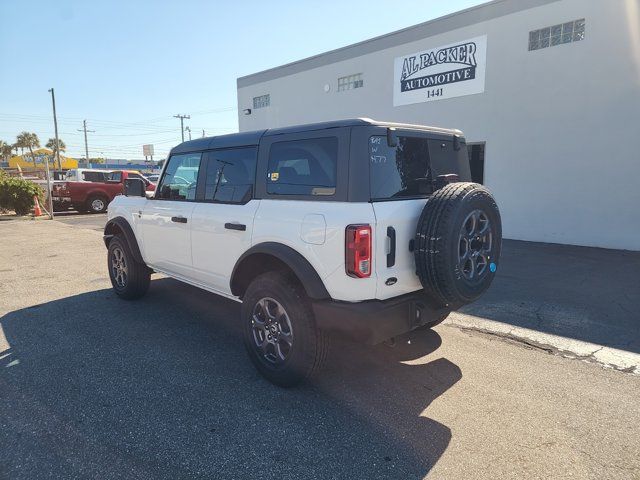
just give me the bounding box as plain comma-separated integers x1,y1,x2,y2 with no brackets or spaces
142,144,154,157
393,35,487,107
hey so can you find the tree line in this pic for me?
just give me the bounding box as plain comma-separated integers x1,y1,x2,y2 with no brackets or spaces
0,132,67,170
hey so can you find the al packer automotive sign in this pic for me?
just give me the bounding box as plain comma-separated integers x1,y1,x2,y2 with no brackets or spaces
393,35,487,106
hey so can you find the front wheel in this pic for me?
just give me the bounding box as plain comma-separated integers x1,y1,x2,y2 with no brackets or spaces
107,235,150,300
241,272,329,387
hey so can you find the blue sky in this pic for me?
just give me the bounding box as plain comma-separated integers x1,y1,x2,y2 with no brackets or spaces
0,0,485,160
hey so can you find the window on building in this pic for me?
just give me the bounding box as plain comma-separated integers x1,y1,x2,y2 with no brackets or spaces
529,18,585,51
337,73,364,92
203,147,257,204
267,137,338,196
253,94,270,109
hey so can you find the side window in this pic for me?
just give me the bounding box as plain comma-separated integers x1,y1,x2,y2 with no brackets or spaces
267,137,338,196
156,152,202,201
106,171,122,182
204,147,257,204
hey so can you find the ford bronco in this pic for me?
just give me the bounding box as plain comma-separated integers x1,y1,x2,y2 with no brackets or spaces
104,119,501,386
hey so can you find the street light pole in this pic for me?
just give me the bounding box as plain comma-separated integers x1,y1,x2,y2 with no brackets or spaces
48,88,62,171
173,114,190,142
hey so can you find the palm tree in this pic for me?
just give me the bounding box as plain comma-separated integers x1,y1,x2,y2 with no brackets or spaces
16,132,40,168
45,138,66,170
0,140,13,162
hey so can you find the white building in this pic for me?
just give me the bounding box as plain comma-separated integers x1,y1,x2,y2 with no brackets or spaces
237,0,640,251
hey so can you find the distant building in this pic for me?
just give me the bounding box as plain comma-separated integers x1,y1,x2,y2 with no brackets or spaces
237,0,640,251
9,148,78,170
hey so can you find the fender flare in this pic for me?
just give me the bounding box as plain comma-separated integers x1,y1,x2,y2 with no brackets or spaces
230,242,330,300
103,216,144,264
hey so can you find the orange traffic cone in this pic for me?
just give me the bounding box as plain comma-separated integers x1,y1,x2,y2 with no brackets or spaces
33,195,42,217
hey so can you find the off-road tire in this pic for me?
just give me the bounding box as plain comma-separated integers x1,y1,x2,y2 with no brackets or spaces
241,271,329,387
87,195,108,214
107,235,151,300
415,182,501,309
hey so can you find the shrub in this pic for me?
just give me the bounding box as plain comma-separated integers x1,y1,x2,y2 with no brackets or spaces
0,173,44,215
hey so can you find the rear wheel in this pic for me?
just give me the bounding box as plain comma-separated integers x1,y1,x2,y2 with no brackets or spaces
87,195,108,214
241,272,329,387
107,235,150,300
415,182,501,309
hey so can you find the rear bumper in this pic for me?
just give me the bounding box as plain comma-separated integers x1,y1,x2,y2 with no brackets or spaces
312,291,450,345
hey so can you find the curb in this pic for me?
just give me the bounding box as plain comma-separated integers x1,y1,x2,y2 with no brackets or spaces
444,312,639,375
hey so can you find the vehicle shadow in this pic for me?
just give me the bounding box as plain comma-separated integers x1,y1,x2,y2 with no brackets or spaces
0,278,461,479
459,239,640,353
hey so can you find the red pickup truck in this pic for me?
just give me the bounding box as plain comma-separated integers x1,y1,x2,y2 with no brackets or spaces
52,170,155,213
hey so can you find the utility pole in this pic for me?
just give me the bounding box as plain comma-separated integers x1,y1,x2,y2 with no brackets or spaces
173,114,190,142
185,126,192,141
77,120,95,166
202,129,205,138
48,88,62,171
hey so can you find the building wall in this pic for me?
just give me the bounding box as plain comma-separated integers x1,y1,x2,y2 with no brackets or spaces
237,0,640,251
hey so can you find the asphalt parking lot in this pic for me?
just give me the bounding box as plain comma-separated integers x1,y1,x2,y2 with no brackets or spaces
1,218,639,479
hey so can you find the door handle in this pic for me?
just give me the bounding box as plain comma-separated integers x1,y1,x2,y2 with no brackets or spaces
225,222,246,231
171,216,188,224
387,226,396,267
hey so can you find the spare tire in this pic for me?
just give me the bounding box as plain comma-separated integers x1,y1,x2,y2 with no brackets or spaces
415,182,501,308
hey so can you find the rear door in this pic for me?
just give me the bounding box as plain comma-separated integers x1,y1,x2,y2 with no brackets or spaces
190,147,260,294
368,131,471,300
369,134,430,300
140,152,202,278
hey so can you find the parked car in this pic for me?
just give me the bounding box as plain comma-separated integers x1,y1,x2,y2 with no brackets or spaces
104,119,502,386
53,169,155,213
146,174,160,184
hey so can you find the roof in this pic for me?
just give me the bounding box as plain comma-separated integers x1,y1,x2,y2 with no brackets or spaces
171,130,266,154
171,118,461,153
237,0,560,88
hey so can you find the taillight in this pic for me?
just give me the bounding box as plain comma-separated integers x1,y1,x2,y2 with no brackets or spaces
345,224,372,278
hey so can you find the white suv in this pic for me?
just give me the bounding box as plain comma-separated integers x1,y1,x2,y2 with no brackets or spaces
104,119,501,386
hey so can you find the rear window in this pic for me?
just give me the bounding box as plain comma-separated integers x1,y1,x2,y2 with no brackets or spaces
267,137,337,196
369,135,433,200
82,171,108,182
106,171,122,182
369,135,471,200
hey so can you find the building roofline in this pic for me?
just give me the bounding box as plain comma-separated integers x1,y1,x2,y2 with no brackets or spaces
237,0,560,88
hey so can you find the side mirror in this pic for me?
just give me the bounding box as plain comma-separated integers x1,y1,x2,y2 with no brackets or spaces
387,127,398,147
124,178,145,197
